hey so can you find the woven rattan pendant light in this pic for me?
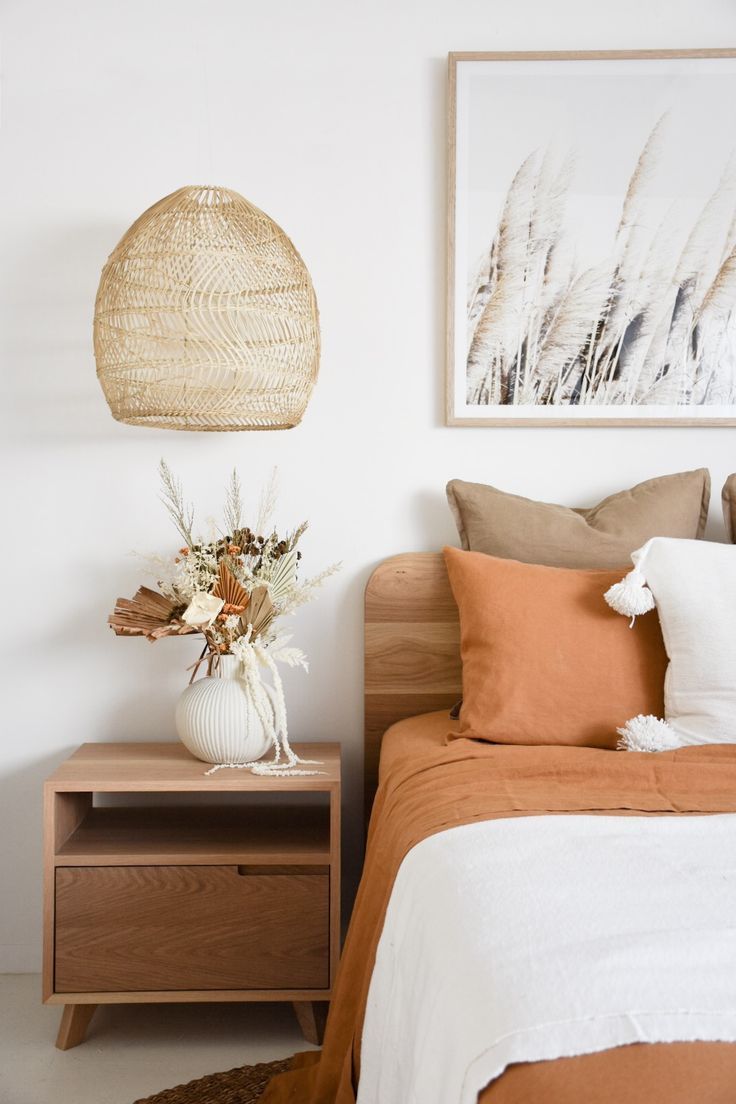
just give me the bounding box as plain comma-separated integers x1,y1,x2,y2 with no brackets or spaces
94,185,319,430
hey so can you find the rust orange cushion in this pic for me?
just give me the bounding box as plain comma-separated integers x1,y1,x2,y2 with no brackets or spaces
444,546,667,749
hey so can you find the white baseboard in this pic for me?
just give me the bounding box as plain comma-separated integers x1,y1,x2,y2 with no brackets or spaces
0,945,40,973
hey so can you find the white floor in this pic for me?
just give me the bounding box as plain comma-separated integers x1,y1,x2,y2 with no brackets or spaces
0,974,313,1104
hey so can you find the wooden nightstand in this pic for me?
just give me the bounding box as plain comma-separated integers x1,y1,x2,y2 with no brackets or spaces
43,742,340,1050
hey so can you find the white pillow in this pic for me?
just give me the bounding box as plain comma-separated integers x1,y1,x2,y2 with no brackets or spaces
604,537,736,751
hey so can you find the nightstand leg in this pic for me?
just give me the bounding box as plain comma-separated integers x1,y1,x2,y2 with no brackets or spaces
55,1004,97,1050
292,1000,327,1045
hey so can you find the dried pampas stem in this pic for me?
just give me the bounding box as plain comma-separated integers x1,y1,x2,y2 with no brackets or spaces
204,644,322,777
465,114,736,409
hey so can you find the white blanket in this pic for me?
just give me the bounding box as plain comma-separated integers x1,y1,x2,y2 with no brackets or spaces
358,814,736,1104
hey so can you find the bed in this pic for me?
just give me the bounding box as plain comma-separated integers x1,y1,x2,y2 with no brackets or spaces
263,553,736,1104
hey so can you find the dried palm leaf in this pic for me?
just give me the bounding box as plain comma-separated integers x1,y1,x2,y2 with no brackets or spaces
266,548,299,606
212,561,249,612
243,586,274,640
108,586,194,641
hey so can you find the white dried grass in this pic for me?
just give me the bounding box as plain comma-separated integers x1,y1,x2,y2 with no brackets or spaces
466,119,736,408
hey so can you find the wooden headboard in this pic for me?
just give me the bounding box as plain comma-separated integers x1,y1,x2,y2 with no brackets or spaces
364,553,461,818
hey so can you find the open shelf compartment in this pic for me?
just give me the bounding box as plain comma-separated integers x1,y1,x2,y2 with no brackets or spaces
55,803,330,866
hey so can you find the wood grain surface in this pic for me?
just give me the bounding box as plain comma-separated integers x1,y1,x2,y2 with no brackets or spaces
56,805,330,866
55,1003,97,1050
44,742,341,1048
293,999,328,1045
364,553,460,818
55,865,329,993
45,741,340,792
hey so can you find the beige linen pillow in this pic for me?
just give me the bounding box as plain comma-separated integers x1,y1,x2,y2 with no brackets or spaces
722,475,736,541
446,470,710,569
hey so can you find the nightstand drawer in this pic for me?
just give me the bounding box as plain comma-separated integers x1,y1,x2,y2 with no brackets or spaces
55,865,329,993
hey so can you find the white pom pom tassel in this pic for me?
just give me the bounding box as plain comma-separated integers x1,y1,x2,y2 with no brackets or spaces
604,568,655,623
617,714,680,752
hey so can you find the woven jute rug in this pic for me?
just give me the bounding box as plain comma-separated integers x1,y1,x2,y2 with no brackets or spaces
133,1057,292,1104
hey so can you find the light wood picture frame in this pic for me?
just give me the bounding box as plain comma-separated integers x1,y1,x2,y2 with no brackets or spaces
447,50,736,426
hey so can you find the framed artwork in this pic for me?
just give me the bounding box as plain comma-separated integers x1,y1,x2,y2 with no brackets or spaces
447,50,736,426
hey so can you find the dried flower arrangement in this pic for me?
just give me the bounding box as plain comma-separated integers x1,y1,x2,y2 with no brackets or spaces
109,462,340,774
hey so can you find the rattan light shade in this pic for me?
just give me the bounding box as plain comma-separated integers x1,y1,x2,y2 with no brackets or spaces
94,185,319,430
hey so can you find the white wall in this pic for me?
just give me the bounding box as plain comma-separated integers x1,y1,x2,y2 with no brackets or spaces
2,0,736,971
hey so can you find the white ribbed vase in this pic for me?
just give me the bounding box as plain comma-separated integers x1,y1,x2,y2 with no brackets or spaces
175,655,273,764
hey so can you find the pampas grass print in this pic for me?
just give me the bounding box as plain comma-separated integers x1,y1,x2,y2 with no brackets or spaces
466,114,736,408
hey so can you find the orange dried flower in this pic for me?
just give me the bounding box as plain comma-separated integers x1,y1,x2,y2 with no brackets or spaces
227,543,241,555
223,602,246,615
180,547,190,556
